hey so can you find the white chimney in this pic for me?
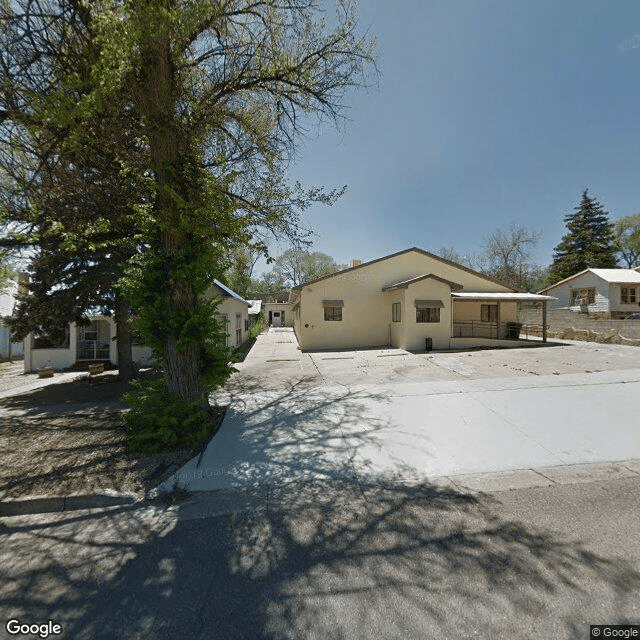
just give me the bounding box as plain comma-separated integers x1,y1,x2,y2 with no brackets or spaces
350,259,362,268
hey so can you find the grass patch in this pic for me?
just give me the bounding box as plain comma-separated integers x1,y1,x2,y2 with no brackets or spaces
230,316,268,363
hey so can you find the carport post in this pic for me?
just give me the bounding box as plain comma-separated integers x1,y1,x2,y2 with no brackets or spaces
542,301,547,343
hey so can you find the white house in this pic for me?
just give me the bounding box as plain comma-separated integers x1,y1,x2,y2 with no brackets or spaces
539,268,640,318
23,279,250,372
23,314,153,373
289,247,554,351
205,279,251,347
0,282,24,360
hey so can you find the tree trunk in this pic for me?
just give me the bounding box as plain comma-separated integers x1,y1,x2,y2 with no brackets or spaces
137,19,209,408
115,293,135,381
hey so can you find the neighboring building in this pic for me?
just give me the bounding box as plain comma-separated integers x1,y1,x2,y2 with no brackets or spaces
0,282,24,360
264,302,294,327
24,314,153,373
539,268,640,319
247,299,263,322
289,247,554,351
23,278,249,372
246,291,294,327
205,279,251,347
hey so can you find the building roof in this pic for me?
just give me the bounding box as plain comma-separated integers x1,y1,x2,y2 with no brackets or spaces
247,299,262,314
290,247,521,293
539,268,640,292
212,279,250,306
452,292,556,301
589,268,640,283
382,273,463,291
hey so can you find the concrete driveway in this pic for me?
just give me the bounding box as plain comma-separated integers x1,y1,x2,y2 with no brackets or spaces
159,328,640,493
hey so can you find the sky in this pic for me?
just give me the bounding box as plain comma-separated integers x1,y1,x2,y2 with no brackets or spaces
262,0,640,273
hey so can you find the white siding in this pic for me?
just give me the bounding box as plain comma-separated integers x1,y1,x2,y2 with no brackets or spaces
608,283,640,314
544,272,610,312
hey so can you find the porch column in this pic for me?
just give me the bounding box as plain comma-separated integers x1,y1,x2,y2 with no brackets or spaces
70,322,78,363
542,301,547,343
496,302,501,339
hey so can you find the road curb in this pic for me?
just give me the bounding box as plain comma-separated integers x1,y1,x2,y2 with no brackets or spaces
0,491,140,517
444,459,640,493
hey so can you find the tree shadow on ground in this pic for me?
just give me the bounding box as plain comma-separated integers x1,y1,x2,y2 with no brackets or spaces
0,373,129,416
2,369,639,639
1,480,638,640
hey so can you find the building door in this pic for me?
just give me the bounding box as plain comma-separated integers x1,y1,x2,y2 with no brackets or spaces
77,319,111,361
272,311,282,327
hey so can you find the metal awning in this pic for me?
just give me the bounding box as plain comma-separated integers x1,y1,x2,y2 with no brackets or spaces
451,292,556,301
414,299,444,308
321,299,344,307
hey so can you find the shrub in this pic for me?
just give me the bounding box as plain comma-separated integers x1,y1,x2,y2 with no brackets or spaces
122,379,214,454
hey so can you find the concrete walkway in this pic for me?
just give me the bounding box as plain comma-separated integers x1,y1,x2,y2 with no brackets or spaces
159,329,640,494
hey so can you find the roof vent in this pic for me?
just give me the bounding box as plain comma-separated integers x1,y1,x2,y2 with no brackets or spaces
350,259,362,268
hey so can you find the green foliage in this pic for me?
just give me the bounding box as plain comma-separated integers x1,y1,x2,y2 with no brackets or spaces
248,312,268,340
2,0,376,435
230,311,267,362
549,189,618,282
118,169,240,393
254,248,345,290
613,214,640,268
122,379,214,453
0,254,16,291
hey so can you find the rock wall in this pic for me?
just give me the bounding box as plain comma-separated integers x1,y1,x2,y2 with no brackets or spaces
517,308,640,344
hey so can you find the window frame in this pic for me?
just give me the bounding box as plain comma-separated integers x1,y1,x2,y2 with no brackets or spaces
235,313,242,345
480,304,498,323
416,307,440,323
324,306,343,321
621,287,637,304
392,302,401,323
570,287,596,305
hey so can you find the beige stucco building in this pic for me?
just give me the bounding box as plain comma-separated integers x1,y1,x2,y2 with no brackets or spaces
264,302,295,327
290,248,553,351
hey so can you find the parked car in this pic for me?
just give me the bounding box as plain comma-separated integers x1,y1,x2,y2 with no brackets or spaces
626,313,640,320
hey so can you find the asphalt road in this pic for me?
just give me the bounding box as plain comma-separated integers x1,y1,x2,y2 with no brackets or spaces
1,476,639,640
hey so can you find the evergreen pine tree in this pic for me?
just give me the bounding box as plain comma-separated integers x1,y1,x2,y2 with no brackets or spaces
548,189,618,282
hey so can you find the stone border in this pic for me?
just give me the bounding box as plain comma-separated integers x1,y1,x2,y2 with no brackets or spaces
3,461,638,519
0,491,139,517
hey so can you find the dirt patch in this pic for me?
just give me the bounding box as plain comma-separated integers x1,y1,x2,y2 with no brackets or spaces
0,371,226,500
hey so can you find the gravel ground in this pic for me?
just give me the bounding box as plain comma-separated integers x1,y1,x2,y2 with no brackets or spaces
0,360,35,393
0,368,225,501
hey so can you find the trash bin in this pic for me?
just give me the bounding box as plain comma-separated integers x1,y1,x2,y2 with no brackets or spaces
506,322,522,339
425,337,433,352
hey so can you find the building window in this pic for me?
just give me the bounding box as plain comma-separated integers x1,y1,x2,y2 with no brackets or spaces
570,287,595,305
217,314,229,345
416,307,440,323
80,321,99,341
481,304,498,322
392,302,401,322
621,287,637,304
235,313,242,345
324,306,342,321
32,325,70,349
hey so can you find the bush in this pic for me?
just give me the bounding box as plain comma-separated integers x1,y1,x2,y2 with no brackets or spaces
247,313,268,339
122,379,214,454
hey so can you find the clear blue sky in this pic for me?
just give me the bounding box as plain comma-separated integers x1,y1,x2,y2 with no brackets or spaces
266,0,640,271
